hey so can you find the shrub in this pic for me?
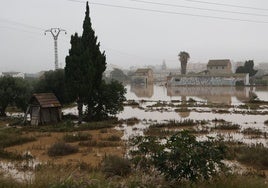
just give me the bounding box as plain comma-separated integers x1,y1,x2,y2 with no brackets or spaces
47,142,78,157
101,155,131,177
130,131,226,182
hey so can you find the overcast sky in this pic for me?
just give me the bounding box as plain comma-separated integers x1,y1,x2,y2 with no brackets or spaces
1,0,268,73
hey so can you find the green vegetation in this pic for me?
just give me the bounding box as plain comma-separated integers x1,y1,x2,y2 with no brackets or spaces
0,128,36,148
0,76,32,116
110,68,129,83
213,122,241,130
65,2,126,122
105,135,121,142
34,69,71,104
101,155,131,177
236,60,258,77
130,131,226,182
21,120,117,132
230,144,268,170
151,119,207,128
79,140,120,147
47,142,78,157
241,128,263,136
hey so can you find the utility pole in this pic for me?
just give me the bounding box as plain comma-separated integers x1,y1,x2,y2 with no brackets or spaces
45,28,67,70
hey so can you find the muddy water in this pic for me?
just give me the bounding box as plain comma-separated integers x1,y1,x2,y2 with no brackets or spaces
118,84,268,141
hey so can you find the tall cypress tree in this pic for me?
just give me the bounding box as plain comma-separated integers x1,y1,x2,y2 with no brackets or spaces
65,2,106,122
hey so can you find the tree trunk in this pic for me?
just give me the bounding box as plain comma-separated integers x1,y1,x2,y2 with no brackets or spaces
0,107,6,117
181,61,187,75
77,100,83,124
86,106,92,121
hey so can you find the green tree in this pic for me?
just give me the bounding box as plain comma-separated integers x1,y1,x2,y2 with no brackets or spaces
130,131,226,182
236,60,258,77
65,2,125,122
110,68,128,83
34,69,71,104
0,76,31,116
91,80,126,120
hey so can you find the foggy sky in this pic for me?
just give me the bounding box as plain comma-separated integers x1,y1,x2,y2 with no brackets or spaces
1,0,268,73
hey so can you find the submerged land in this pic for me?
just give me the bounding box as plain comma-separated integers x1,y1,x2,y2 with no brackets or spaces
0,85,268,187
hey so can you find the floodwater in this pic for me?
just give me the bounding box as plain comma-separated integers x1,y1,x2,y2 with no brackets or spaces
117,84,268,142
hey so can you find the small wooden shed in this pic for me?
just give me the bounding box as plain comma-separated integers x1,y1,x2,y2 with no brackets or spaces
26,93,62,125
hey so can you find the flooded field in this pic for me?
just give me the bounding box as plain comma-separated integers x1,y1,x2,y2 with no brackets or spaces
117,84,268,144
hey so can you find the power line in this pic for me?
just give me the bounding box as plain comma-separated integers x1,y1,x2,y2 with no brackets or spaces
129,0,268,17
0,18,44,31
0,25,41,35
184,0,268,12
67,0,268,24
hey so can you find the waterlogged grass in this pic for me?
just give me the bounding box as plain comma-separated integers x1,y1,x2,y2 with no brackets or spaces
0,162,267,188
241,128,264,136
79,140,121,147
105,135,121,142
63,132,92,142
119,117,140,126
229,143,268,170
0,127,36,148
0,149,23,160
213,123,241,130
152,119,208,128
21,120,117,132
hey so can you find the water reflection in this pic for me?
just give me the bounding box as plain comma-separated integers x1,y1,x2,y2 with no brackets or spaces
167,86,251,105
126,85,268,104
130,84,154,98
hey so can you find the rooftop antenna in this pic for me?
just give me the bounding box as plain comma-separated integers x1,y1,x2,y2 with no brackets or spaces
45,28,67,70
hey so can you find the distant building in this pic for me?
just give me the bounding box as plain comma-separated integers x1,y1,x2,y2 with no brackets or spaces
207,59,232,74
132,68,154,84
1,72,25,79
167,73,249,86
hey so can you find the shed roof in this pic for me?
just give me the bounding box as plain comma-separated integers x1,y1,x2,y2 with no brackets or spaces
207,59,231,67
31,93,61,108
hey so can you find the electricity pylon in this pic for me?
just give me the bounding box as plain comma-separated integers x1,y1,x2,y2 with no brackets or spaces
45,28,67,70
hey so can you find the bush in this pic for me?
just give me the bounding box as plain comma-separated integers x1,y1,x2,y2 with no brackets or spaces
101,155,131,177
130,131,226,182
47,142,78,157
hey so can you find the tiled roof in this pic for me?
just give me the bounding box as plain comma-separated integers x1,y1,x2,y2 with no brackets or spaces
207,59,231,66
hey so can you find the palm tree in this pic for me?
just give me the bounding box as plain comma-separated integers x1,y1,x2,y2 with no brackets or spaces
178,51,190,75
